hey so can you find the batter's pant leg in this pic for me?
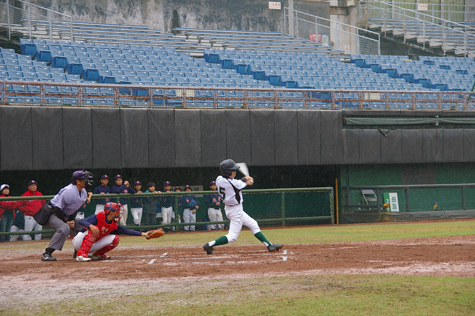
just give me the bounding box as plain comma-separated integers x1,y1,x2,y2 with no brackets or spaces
241,211,261,235
131,208,143,226
47,214,71,251
95,204,105,214
216,211,224,230
9,225,23,241
119,205,129,226
208,208,217,230
225,210,243,243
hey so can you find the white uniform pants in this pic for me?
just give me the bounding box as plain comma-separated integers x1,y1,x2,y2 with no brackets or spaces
130,207,143,226
72,231,116,253
95,204,105,214
208,208,224,230
23,215,42,240
119,205,129,226
9,225,23,241
161,206,173,225
224,204,260,243
183,208,196,231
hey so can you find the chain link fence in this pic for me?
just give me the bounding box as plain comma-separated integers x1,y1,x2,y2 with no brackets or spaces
0,187,334,241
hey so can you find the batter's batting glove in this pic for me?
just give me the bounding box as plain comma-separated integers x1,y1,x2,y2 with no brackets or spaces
145,228,165,240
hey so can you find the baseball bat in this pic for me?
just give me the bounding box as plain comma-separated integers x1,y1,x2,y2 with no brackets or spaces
235,162,249,177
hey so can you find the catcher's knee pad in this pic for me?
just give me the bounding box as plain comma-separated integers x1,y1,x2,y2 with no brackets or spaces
78,232,98,256
111,234,119,247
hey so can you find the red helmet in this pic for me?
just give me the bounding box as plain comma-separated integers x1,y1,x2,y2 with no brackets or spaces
103,202,123,223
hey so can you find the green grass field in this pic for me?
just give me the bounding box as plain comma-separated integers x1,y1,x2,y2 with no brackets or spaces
2,220,475,316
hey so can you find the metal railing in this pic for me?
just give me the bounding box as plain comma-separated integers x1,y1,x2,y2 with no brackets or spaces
0,0,73,41
0,187,334,239
284,7,381,55
387,2,475,22
363,1,475,56
1,81,475,110
342,183,475,213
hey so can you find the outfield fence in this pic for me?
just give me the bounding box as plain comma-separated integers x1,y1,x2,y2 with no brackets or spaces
0,187,334,241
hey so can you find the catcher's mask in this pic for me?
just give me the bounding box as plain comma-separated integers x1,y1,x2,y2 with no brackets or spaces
104,202,123,223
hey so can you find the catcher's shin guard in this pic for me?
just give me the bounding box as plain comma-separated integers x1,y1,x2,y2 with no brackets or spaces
77,231,98,257
93,235,119,257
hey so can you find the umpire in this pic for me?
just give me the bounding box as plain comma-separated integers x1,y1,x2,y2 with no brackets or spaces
38,170,93,261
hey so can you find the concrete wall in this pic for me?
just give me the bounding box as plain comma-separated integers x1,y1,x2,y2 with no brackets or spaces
27,0,329,33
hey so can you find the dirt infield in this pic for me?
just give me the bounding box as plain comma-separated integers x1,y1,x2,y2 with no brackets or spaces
2,235,475,282
1,234,475,310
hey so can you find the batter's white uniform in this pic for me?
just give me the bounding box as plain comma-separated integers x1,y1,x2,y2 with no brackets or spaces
215,175,260,243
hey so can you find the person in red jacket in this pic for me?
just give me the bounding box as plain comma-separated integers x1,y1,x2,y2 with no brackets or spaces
0,184,17,242
17,180,45,240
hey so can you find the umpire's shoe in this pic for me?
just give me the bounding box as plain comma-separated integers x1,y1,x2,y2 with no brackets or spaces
203,243,214,255
41,253,57,261
267,244,283,252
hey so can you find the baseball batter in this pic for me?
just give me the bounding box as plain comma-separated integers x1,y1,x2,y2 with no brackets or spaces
73,202,163,261
203,159,283,255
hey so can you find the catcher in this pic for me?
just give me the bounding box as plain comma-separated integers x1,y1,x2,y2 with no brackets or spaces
73,202,164,262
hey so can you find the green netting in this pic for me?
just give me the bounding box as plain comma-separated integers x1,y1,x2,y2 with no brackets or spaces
0,188,333,240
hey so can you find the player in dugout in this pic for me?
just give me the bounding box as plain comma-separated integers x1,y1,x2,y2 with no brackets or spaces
73,202,163,262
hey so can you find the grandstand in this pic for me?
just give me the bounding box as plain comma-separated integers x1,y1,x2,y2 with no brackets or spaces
0,0,474,110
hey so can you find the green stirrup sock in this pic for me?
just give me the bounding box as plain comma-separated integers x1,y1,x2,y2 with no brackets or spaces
254,231,271,246
213,236,229,246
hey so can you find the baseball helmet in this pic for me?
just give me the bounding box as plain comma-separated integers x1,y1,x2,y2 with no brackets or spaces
220,159,240,177
71,170,94,190
188,199,197,208
103,202,123,223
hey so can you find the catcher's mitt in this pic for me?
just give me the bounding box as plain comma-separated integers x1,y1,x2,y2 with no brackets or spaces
146,228,165,240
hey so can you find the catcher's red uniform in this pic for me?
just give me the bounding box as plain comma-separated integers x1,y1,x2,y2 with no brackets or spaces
77,212,119,258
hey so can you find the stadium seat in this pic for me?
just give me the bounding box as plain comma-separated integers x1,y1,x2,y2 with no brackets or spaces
51,56,68,68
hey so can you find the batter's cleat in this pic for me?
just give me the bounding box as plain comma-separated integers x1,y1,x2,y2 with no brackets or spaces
91,254,111,261
203,243,214,255
267,244,283,252
76,255,91,262
41,253,57,261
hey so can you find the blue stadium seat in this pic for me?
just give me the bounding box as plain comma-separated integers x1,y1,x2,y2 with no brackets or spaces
67,63,84,75
82,69,100,81
36,50,52,62
51,56,68,68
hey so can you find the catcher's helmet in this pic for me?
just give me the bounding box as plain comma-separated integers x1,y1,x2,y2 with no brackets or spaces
104,202,123,223
220,159,240,177
71,170,94,190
